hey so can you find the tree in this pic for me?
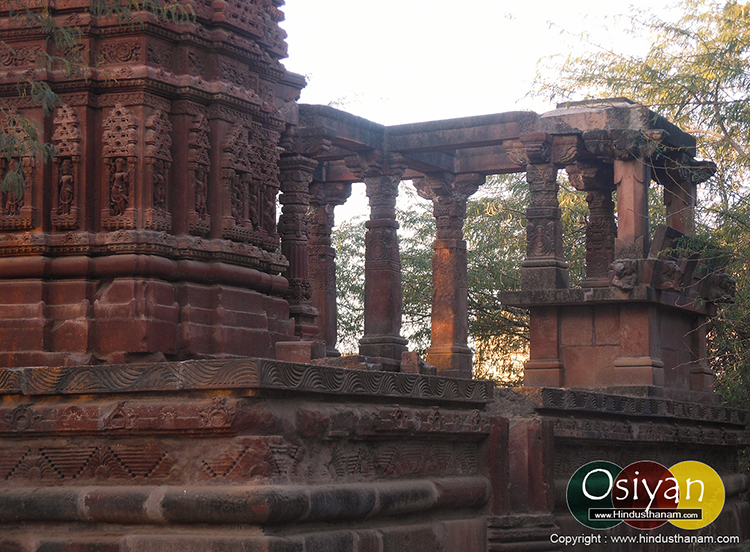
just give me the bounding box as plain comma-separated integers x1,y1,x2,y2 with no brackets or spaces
536,0,750,408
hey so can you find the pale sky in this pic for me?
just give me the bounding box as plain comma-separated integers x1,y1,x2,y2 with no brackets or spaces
281,1,676,126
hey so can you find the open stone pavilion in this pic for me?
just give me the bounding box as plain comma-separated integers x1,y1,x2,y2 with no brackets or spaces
0,1,748,550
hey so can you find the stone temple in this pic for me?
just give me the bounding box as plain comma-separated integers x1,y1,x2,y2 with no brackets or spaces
0,1,748,551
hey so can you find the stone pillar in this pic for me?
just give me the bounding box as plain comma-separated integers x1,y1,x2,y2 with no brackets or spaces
308,181,352,357
414,173,483,379
346,152,408,366
614,155,651,259
278,153,320,343
656,158,698,235
517,133,569,290
567,162,616,287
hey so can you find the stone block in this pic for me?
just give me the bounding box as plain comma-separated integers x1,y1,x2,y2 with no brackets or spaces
560,307,593,346
304,532,354,552
443,519,486,552
523,361,563,387
36,540,121,552
353,531,382,552
612,356,665,386
380,524,444,552
562,346,617,387
306,485,377,521
593,304,620,345
528,308,559,359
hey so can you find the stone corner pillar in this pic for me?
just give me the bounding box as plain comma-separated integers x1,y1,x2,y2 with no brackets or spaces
510,133,569,290
278,153,322,347
308,180,353,357
414,172,484,379
345,152,408,364
566,162,616,287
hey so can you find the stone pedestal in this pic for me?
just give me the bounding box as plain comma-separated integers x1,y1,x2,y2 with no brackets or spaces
503,287,718,402
0,359,493,551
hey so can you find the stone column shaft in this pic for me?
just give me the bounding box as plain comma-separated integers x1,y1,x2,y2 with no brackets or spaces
415,173,482,378
347,153,408,364
278,154,320,341
614,157,651,259
522,161,568,290
567,162,616,287
309,181,352,357
663,177,696,235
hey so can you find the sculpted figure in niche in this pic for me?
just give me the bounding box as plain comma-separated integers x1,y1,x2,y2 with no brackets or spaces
58,158,75,215
262,185,276,234
110,157,129,216
152,159,167,213
2,159,22,216
248,178,259,228
194,165,208,219
230,172,243,222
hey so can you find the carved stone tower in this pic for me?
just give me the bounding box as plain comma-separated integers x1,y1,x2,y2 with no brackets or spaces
0,0,304,365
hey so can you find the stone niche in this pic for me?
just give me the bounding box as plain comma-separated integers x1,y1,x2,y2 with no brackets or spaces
0,0,301,365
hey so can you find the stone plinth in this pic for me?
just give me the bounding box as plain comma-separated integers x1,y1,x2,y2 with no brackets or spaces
502,286,718,402
0,359,493,551
488,387,750,551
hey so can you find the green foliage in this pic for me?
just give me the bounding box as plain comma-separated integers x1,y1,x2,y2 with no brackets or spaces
536,0,750,408
331,215,366,353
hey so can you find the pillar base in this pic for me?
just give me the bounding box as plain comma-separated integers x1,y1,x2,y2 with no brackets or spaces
520,265,569,291
523,359,563,387
359,335,408,363
425,345,473,379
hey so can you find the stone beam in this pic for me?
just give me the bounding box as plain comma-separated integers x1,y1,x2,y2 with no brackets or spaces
385,111,537,152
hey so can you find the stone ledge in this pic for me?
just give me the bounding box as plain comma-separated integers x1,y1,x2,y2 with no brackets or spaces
500,286,715,315
0,476,491,525
518,387,750,427
0,358,494,404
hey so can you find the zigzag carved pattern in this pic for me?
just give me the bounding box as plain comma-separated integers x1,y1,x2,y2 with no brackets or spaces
0,445,171,481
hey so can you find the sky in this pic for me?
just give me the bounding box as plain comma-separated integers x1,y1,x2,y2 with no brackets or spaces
279,1,676,223
280,0,677,126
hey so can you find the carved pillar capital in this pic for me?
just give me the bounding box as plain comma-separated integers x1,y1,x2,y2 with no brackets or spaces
566,161,615,192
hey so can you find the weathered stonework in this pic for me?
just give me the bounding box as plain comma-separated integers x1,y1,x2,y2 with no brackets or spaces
0,0,298,365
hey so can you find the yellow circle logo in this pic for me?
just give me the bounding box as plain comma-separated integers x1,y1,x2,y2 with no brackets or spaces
668,461,725,529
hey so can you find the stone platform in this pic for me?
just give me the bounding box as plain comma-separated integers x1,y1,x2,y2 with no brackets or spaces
0,359,748,551
0,359,494,552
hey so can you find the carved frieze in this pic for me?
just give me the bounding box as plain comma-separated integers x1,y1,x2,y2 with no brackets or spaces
98,41,142,64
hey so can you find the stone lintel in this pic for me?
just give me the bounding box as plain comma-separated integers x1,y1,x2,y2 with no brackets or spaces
500,286,716,316
538,98,697,156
